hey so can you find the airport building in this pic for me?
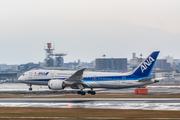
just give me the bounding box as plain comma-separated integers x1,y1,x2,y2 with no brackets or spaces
0,64,18,71
18,63,41,71
154,59,171,70
95,58,127,72
64,60,95,70
130,53,145,69
0,70,24,83
64,61,80,70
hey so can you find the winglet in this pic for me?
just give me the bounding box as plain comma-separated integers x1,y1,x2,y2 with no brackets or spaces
132,51,160,77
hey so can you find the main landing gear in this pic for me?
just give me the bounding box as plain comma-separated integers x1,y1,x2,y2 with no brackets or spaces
77,90,86,95
87,90,96,95
29,84,33,91
77,88,96,96
88,88,96,95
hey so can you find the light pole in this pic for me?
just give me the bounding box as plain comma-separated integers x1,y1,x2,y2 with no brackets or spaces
103,54,106,72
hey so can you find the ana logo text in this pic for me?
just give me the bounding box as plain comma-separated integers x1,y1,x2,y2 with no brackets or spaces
141,56,155,73
38,72,49,75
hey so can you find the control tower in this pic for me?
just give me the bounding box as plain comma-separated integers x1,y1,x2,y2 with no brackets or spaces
54,53,67,67
44,43,67,67
44,43,54,67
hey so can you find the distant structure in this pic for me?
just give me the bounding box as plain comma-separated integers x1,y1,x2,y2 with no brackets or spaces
18,63,41,71
0,64,18,71
130,53,145,68
64,60,95,70
44,43,66,67
95,58,127,72
54,53,66,67
165,55,176,70
44,43,55,67
64,61,79,70
154,59,171,70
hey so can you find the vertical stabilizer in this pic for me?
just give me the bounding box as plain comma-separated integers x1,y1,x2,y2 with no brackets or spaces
132,51,160,77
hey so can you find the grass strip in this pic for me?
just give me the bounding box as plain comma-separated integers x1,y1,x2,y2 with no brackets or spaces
0,107,180,119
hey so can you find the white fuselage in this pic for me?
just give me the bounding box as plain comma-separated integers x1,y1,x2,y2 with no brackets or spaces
18,70,154,89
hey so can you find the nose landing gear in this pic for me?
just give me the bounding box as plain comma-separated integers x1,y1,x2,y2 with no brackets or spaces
28,84,33,91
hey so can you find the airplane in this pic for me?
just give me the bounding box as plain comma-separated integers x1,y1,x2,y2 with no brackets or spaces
18,51,160,95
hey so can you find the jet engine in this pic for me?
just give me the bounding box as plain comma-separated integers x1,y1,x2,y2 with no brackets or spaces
48,80,66,90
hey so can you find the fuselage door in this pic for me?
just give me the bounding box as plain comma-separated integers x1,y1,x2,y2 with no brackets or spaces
28,72,33,79
50,73,55,79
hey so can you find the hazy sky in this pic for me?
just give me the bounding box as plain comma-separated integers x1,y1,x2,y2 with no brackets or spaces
0,0,180,64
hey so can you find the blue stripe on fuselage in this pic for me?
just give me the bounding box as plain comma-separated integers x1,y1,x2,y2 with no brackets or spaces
25,75,146,82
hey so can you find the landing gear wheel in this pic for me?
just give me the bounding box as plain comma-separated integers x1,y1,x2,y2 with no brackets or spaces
91,91,96,95
87,91,91,94
77,90,86,95
88,88,96,95
77,91,82,94
81,91,86,96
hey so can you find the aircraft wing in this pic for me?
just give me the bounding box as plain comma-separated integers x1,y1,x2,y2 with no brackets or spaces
64,68,87,89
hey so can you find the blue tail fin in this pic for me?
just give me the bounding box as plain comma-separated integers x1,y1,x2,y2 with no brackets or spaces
132,51,160,77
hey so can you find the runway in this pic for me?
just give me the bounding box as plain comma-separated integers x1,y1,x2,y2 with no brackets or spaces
1,83,180,111
1,83,180,94
1,98,180,110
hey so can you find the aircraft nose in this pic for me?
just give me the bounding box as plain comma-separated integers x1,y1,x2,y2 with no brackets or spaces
18,76,23,82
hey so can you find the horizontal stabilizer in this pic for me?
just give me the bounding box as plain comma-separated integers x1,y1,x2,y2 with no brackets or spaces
138,78,151,82
152,78,164,83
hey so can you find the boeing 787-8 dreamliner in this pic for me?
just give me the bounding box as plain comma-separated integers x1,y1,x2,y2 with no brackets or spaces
18,51,160,95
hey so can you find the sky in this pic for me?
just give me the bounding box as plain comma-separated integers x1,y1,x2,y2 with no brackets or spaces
0,0,180,64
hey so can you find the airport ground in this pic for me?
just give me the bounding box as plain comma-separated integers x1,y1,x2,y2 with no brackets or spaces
1,92,180,98
1,93,180,120
1,83,180,98
1,107,180,120
1,84,180,120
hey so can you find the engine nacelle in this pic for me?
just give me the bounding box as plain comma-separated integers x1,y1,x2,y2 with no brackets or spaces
48,80,66,90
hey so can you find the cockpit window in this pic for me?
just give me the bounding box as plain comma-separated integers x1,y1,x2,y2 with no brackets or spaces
22,74,25,76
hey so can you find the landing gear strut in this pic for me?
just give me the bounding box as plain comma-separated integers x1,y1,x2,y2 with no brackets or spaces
29,84,32,91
